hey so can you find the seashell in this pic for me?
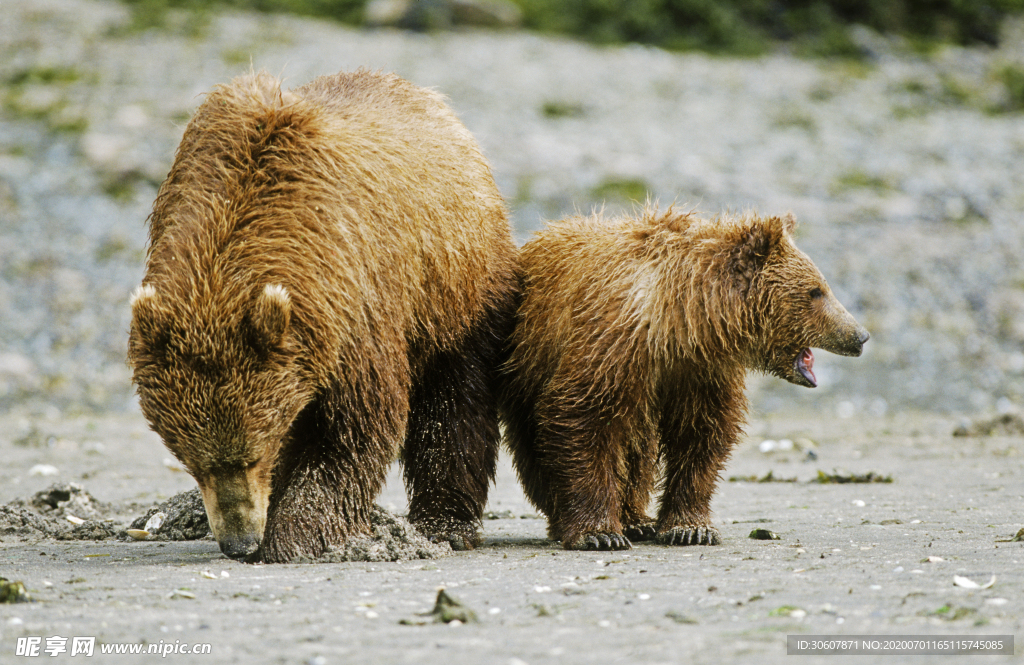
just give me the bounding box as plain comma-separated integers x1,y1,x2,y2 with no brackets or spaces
143,512,166,532
953,574,995,589
126,529,150,540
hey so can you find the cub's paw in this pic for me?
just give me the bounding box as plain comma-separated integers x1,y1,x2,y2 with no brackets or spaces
657,525,720,546
623,522,658,542
565,531,632,551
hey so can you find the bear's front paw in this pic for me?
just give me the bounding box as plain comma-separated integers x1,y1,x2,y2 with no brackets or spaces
565,531,631,551
623,522,658,542
412,517,481,551
657,525,720,546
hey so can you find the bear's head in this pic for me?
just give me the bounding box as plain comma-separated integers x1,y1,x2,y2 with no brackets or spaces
726,213,869,387
128,283,311,559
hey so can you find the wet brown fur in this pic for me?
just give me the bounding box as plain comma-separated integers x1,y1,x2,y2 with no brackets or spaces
128,70,518,562
500,207,867,550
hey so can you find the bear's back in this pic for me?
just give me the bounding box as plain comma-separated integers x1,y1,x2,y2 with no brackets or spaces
145,69,515,354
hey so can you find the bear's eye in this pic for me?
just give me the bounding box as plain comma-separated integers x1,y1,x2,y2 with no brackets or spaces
809,287,824,299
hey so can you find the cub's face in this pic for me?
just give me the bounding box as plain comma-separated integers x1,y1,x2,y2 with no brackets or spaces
750,234,869,388
128,284,307,559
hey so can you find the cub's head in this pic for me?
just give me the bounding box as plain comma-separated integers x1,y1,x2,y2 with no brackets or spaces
128,283,308,559
728,213,869,387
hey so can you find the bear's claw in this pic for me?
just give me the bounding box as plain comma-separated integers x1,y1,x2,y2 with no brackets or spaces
566,531,632,551
657,525,721,546
623,522,658,542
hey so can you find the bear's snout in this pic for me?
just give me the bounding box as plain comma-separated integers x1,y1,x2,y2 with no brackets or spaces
817,295,869,358
219,532,262,560
197,469,271,561
827,322,870,357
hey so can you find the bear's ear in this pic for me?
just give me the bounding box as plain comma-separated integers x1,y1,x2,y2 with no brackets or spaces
129,285,170,362
778,212,797,235
249,284,291,351
729,224,779,289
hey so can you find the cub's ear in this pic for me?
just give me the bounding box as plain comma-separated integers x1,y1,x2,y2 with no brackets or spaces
249,284,291,351
778,212,797,234
729,223,779,290
128,285,170,363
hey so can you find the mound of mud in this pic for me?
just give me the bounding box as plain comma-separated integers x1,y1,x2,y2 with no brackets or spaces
127,488,211,541
126,489,450,561
0,483,118,541
1,484,451,561
294,507,452,563
128,489,449,561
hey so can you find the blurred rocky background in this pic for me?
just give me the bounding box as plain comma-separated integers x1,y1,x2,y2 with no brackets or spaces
2,0,1024,419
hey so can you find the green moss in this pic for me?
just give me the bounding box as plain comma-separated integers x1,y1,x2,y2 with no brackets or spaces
591,177,650,203
939,74,974,106
768,605,801,617
831,169,892,195
104,0,1024,55
6,66,82,86
992,63,1024,113
771,105,815,132
541,100,585,119
221,47,254,67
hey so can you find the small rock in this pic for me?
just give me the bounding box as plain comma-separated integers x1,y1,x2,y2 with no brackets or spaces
425,589,478,624
0,578,31,603
749,529,781,540
665,610,698,624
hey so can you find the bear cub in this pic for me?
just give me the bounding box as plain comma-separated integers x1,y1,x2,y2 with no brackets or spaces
500,207,868,551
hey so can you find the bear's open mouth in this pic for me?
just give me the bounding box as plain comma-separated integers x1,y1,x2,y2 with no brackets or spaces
794,348,816,387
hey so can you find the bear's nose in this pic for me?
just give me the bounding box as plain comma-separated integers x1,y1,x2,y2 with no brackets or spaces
219,533,261,560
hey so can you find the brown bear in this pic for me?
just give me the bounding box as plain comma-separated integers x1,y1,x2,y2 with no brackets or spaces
500,207,868,551
128,69,518,562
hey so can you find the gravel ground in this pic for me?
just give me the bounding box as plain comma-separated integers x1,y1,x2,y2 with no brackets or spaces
0,411,1021,664
4,0,1024,416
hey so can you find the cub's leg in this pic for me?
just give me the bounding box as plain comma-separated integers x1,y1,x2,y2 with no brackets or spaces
500,382,554,520
620,433,659,542
655,377,746,546
537,390,642,551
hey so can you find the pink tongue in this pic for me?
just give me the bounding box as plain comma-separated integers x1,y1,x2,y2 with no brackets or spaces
800,349,815,383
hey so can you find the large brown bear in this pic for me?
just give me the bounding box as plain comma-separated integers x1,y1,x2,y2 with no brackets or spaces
500,207,868,551
128,70,518,563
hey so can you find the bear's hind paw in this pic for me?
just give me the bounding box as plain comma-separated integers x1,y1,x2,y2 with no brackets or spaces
565,531,631,551
657,525,720,546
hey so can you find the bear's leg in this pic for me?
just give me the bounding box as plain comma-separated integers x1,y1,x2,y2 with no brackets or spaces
655,378,746,546
540,399,639,551
259,367,409,563
500,382,555,520
403,301,513,550
620,436,659,542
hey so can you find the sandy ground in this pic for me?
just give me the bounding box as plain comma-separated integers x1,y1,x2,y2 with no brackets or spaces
0,410,1021,664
